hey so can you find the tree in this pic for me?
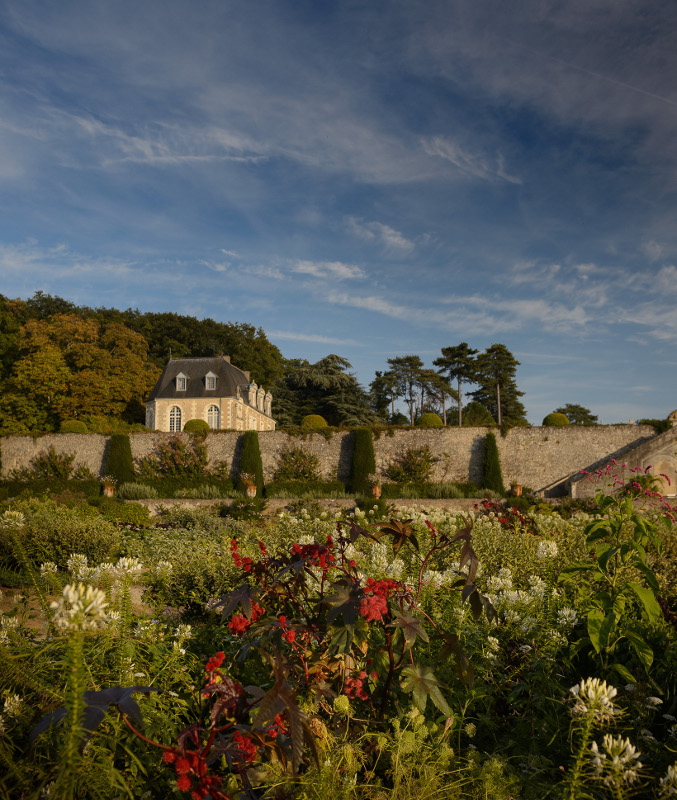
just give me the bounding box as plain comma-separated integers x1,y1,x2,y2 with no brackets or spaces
386,355,424,426
416,370,457,426
554,404,599,426
370,370,400,422
434,343,478,427
273,355,377,427
471,344,526,426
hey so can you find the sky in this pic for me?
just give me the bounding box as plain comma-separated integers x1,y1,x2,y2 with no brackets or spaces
1,0,676,425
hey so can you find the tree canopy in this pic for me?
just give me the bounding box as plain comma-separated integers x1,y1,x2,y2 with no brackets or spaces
554,404,599,425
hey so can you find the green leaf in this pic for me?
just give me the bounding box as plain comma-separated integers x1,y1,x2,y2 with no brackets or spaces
327,625,354,656
597,545,619,574
585,522,611,544
625,631,654,672
557,562,596,583
610,662,636,684
390,611,429,648
400,664,451,715
627,582,661,624
632,562,660,592
587,609,615,653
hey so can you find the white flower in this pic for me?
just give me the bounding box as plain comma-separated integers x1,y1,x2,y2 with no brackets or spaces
50,583,109,631
1,510,25,528
570,677,619,723
645,696,663,708
39,562,58,577
536,539,559,559
66,554,95,582
590,735,642,787
3,694,21,717
557,607,578,628
659,763,677,796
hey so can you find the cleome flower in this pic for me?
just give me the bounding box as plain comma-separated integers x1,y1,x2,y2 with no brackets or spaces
590,734,642,788
570,677,619,724
659,763,677,796
50,583,109,631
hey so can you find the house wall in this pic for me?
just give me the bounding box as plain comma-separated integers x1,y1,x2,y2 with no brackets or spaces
0,425,660,493
147,397,275,432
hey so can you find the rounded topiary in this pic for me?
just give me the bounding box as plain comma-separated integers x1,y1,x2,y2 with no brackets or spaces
237,431,264,495
302,414,328,429
542,412,570,427
416,413,443,428
60,419,88,433
184,418,211,434
482,432,505,495
350,427,376,494
105,433,136,484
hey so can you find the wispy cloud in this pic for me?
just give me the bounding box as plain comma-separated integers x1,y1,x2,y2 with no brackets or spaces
346,217,415,255
293,261,366,280
420,136,521,184
269,330,361,346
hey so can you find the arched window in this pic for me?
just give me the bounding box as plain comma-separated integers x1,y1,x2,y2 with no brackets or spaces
207,405,220,430
169,406,182,432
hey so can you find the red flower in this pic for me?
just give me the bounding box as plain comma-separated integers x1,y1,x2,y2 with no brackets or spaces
176,774,192,791
163,749,177,764
175,757,191,775
205,651,225,672
284,630,296,643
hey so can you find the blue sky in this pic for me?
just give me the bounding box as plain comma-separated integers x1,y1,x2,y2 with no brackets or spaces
1,0,676,424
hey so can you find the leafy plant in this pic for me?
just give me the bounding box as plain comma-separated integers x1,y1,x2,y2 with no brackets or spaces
60,419,88,433
302,414,328,428
136,433,209,480
558,464,671,682
350,427,376,494
481,432,505,495
237,431,263,494
385,446,437,484
274,446,321,482
183,418,210,434
543,412,570,426
416,413,443,428
105,433,135,484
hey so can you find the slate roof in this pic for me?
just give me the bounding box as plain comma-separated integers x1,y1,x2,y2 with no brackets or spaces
146,356,257,403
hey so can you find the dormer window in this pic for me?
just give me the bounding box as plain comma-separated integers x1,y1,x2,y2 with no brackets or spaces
205,371,217,390
176,372,188,391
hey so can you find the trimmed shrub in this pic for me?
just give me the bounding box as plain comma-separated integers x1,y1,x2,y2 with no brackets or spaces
482,432,505,495
105,433,136,484
238,431,263,495
542,412,570,427
350,427,376,494
265,480,346,498
60,419,88,433
302,414,328,429
416,412,443,428
274,447,321,482
184,418,211,434
462,402,495,427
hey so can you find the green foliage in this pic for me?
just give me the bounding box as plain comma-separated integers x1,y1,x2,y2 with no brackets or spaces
1,499,120,569
385,446,437,484
183,418,211,434
175,484,233,499
117,482,159,500
265,480,347,498
136,434,209,480
237,430,263,494
416,412,443,428
274,446,321,482
302,414,328,428
481,432,505,495
380,482,476,499
13,445,76,480
459,401,495,426
636,417,672,434
542,412,570,426
105,433,135,484
471,343,527,426
88,498,151,525
60,419,88,433
434,341,478,427
219,496,267,521
554,403,599,425
350,427,376,494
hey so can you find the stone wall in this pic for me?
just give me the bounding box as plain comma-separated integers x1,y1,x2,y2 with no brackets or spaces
0,425,658,493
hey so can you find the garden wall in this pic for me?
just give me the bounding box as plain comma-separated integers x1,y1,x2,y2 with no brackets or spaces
0,425,659,494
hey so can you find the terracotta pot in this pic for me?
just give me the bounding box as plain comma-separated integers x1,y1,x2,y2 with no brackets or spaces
371,485,382,499
103,485,115,498
511,483,522,497
245,484,257,498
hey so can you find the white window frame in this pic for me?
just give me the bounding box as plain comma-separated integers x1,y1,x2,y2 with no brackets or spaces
205,372,217,390
176,373,187,391
207,405,220,429
169,406,182,432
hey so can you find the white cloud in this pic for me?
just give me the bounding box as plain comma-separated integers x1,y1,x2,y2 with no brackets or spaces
420,136,521,184
269,330,360,345
346,217,415,255
293,260,366,280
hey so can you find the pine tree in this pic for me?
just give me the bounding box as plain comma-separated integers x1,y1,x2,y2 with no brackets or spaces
434,342,478,426
471,344,526,426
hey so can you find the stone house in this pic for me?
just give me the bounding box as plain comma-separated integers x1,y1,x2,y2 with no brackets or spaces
145,356,275,432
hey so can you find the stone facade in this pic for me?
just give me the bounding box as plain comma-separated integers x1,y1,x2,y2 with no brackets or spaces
145,356,275,433
1,424,669,496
